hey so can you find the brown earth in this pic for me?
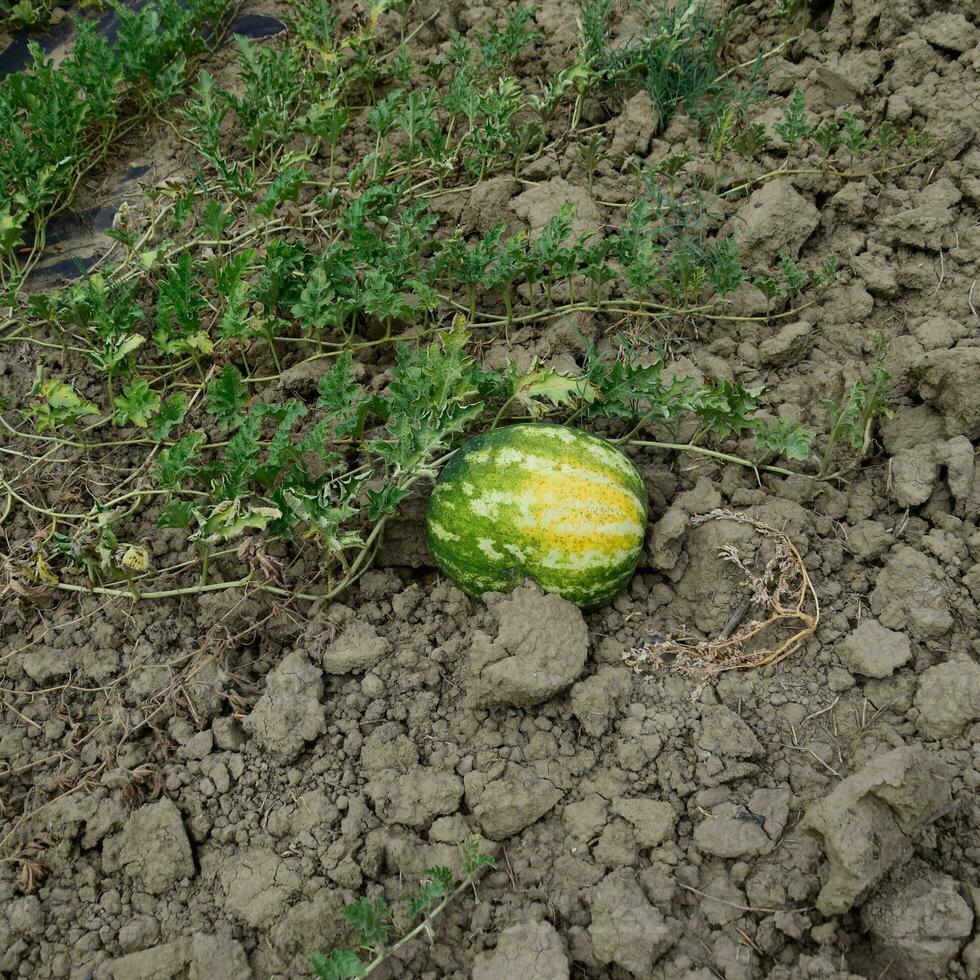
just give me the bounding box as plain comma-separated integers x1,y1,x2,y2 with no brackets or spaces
2,0,980,978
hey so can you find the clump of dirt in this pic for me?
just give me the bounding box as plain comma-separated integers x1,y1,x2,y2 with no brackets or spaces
801,746,955,913
466,582,590,708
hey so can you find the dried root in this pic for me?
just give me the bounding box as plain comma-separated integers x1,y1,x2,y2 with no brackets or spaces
625,509,819,687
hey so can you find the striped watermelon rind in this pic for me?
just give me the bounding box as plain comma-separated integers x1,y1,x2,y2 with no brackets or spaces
425,423,648,610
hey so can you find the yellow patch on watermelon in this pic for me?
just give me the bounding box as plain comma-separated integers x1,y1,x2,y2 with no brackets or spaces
523,468,644,569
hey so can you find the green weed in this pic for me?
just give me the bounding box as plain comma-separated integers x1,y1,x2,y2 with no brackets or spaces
310,836,496,979
819,344,893,478
582,0,750,129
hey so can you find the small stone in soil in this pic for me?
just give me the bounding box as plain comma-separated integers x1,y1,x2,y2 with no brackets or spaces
241,649,325,762
365,767,463,829
610,798,677,848
696,704,763,759
870,545,953,639
218,847,302,929
802,747,955,914
726,179,819,265
104,797,195,896
320,619,390,675
467,582,588,708
465,762,563,840
570,666,630,738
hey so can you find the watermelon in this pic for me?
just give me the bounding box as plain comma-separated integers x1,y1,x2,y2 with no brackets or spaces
425,423,648,610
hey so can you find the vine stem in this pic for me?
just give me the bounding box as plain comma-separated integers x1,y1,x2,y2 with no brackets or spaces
490,397,515,429
0,476,209,523
626,439,797,478
49,575,318,602
42,468,414,603
439,294,818,329
356,873,483,977
718,144,943,202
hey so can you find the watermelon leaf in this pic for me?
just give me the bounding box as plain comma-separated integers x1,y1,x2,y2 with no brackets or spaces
113,379,161,429
206,363,250,429
510,362,599,417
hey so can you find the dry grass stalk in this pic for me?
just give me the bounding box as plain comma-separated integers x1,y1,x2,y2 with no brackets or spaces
624,509,819,685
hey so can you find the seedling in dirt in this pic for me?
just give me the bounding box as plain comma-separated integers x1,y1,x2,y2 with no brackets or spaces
587,0,741,131
487,233,528,322
309,836,496,980
435,224,508,317
773,0,810,44
705,239,746,296
366,87,404,160
155,432,206,494
528,68,576,125
811,121,841,157
149,394,190,441
476,2,542,72
182,73,260,199
753,252,836,313
580,133,609,197
819,345,893,478
871,120,899,154
152,264,212,385
525,204,588,308
291,267,340,335
304,101,351,179
580,0,612,61
753,415,814,463
206,364,250,429
226,37,308,163
840,111,869,154
256,166,307,219
774,0,804,22
709,103,739,176
777,251,809,296
58,276,146,401
461,77,527,179
2,0,55,27
905,127,932,150
393,89,438,157
774,90,809,147
733,121,770,164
